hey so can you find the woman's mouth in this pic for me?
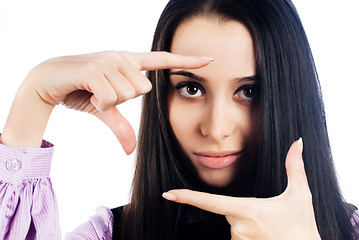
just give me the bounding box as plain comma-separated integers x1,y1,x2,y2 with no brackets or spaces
193,151,242,169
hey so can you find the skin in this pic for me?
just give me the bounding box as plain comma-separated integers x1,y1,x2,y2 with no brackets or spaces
0,15,321,240
168,17,258,187
1,52,212,150
164,16,322,239
164,138,322,239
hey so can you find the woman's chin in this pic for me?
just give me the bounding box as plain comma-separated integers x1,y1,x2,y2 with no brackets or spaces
195,167,254,196
199,171,235,188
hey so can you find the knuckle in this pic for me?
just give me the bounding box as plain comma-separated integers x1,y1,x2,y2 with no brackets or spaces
302,190,313,204
99,50,117,58
84,60,99,71
118,87,136,103
82,60,105,77
96,51,124,69
109,50,124,62
105,50,118,55
117,55,130,69
107,91,119,104
99,93,117,110
126,87,136,99
117,50,129,56
231,225,241,237
297,184,313,200
102,50,120,63
292,188,313,210
137,80,152,93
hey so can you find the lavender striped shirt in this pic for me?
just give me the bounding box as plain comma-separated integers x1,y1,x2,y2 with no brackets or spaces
0,140,113,239
0,140,358,239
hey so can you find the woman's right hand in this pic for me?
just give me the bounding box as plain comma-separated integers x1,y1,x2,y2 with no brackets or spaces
16,51,212,153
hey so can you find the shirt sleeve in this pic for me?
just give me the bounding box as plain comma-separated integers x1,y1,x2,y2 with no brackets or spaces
0,139,60,240
64,206,114,240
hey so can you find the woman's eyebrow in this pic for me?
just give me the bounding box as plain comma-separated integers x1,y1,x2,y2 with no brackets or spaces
169,70,258,83
235,75,258,83
169,70,204,82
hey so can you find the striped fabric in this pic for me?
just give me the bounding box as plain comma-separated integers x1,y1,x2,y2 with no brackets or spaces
0,139,114,240
0,139,61,240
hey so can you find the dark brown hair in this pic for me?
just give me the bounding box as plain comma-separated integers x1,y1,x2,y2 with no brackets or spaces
118,0,358,239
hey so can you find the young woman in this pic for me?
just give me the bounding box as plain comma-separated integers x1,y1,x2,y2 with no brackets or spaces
0,0,358,239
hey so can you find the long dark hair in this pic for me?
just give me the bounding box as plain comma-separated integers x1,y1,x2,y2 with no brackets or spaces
118,0,358,239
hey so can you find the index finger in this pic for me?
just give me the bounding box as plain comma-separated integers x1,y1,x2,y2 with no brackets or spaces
163,189,246,217
126,51,213,71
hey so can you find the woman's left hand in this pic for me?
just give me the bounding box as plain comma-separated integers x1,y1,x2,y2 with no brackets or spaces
163,139,321,240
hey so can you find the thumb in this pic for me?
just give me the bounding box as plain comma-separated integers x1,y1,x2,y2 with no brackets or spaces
285,138,310,194
94,106,136,155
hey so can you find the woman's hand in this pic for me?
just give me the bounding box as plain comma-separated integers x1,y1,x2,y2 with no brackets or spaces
163,138,322,240
1,51,211,151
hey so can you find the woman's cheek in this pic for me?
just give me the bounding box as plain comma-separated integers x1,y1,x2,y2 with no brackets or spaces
168,98,203,147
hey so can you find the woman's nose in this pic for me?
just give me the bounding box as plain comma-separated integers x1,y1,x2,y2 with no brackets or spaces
200,98,236,142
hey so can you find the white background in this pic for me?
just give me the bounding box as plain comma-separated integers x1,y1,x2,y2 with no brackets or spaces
0,0,358,236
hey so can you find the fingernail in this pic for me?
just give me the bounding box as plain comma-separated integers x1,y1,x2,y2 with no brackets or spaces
162,192,177,201
297,137,303,156
200,57,214,62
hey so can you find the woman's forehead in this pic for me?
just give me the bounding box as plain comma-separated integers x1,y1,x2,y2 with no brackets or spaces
170,17,256,80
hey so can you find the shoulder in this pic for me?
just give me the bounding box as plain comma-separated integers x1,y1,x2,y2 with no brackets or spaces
64,206,114,240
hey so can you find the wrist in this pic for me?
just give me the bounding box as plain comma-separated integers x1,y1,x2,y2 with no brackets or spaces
1,80,54,148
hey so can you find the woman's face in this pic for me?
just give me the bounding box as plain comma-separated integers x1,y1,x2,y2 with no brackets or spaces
168,16,259,188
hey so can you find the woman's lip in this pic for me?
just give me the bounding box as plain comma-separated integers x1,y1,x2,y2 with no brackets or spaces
193,151,242,169
193,151,242,157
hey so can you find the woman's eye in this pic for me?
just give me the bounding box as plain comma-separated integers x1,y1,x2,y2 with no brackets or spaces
235,85,260,102
175,82,204,98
